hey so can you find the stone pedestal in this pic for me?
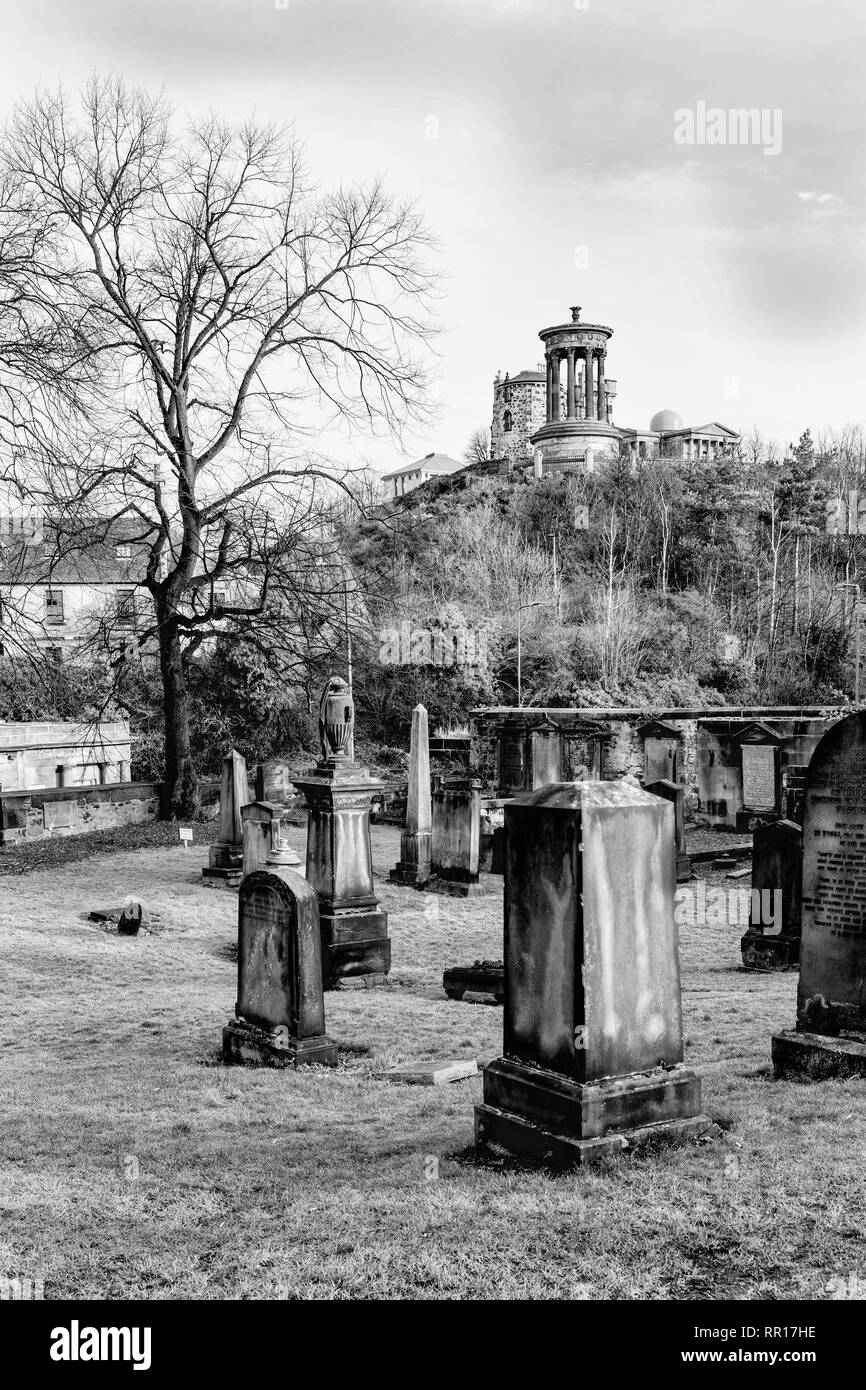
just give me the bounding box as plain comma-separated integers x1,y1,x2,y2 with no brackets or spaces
475,782,709,1169
741,818,801,970
222,866,338,1068
202,749,249,886
772,714,866,1079
391,703,432,887
646,779,691,882
530,718,562,789
429,776,487,897
294,761,390,990
241,800,301,878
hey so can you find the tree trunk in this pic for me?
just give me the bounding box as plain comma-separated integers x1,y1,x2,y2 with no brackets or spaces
158,615,199,819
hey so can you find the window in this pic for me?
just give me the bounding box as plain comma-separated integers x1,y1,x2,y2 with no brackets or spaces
503,410,513,433
116,590,136,627
116,544,131,560
503,384,512,404
45,589,64,625
44,645,63,664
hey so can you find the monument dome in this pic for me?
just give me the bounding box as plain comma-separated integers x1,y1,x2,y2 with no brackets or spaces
650,408,684,432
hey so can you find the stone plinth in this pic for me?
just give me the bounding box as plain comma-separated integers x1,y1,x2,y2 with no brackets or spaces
773,714,866,1079
646,779,691,882
475,781,708,1168
741,818,801,970
294,760,390,990
429,776,486,897
443,960,504,1004
223,866,338,1068
391,703,432,887
241,800,301,878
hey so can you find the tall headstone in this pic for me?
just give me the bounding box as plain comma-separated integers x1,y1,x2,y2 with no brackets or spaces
241,801,301,878
223,866,338,1067
202,749,249,884
294,677,390,989
390,704,432,887
530,717,562,789
773,715,866,1078
740,818,801,970
429,776,485,897
475,782,709,1167
646,779,691,882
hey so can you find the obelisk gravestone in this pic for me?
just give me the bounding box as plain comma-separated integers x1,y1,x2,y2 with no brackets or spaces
390,703,432,886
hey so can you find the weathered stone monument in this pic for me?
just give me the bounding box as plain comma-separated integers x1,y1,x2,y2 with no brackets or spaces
475,781,709,1167
429,775,486,896
223,865,338,1068
202,749,249,886
241,801,301,878
772,715,866,1078
294,677,390,989
390,703,432,887
741,818,801,970
254,759,293,806
530,717,562,788
646,779,691,882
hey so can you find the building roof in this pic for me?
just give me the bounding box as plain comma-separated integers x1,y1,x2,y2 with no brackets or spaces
382,452,465,482
503,370,546,385
661,422,740,439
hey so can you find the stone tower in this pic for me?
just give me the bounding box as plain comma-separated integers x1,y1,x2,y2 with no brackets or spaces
491,367,562,470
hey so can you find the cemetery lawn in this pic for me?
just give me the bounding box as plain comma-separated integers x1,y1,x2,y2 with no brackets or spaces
1,825,863,1301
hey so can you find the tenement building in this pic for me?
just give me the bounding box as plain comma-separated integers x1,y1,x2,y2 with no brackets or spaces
490,306,740,474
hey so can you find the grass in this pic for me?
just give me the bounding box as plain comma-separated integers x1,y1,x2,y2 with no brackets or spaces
0,824,863,1299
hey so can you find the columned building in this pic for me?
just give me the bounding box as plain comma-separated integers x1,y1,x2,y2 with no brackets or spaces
529,306,620,472
491,305,740,475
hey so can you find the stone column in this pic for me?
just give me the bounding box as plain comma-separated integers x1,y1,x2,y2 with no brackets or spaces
429,776,485,897
391,703,432,886
583,347,594,420
596,349,607,422
550,353,560,422
545,354,554,422
566,349,576,418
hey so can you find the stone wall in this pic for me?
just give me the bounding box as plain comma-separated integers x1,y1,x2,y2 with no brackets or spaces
490,377,557,468
0,720,132,791
470,705,845,829
0,781,160,843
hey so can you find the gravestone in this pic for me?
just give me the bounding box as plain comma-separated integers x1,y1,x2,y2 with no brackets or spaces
443,960,504,1005
734,722,782,830
638,720,680,784
475,781,709,1168
429,776,486,897
529,718,562,789
223,866,338,1067
773,714,866,1078
202,749,249,885
254,760,293,806
390,704,432,887
740,818,801,970
479,804,505,873
117,902,143,936
646,780,691,882
294,677,390,989
241,801,301,878
497,726,527,796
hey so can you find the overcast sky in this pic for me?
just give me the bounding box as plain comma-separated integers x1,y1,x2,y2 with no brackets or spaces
2,0,864,471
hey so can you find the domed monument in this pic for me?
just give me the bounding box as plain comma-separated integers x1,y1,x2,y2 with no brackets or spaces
490,305,741,476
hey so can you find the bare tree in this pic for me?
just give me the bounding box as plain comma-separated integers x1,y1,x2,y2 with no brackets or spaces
0,76,437,815
463,427,491,467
